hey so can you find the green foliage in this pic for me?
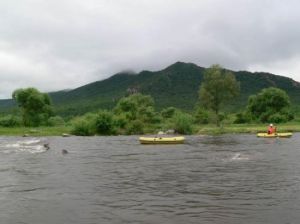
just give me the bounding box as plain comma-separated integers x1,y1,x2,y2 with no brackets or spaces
12,88,53,126
234,112,252,124
0,115,21,127
246,87,294,123
2,62,300,118
69,94,157,136
199,64,240,126
125,120,144,135
217,112,227,124
139,106,159,123
114,93,158,134
70,113,97,136
47,116,65,126
194,107,210,124
170,111,193,134
95,110,115,135
268,113,289,123
161,107,178,119
114,97,137,120
4,63,300,132
113,114,127,129
114,93,155,121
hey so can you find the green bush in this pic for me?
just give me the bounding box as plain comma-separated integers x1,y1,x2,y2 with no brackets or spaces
234,112,251,124
140,106,159,123
161,107,178,119
95,110,115,135
70,117,95,136
194,107,210,124
47,116,65,126
171,112,193,134
0,115,21,127
113,114,127,129
114,93,155,123
126,120,144,135
12,87,53,126
268,113,289,123
150,113,162,124
246,87,294,123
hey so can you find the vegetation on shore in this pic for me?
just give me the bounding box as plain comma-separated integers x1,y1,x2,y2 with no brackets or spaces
0,126,72,136
1,61,300,117
0,122,299,136
196,122,299,135
0,64,298,136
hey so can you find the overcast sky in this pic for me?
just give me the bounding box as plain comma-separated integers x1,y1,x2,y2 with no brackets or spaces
0,0,300,98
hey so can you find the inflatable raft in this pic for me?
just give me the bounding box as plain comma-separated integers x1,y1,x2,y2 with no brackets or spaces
139,136,185,144
257,132,293,138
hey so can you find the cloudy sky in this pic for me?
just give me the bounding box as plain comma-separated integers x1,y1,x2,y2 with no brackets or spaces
0,0,299,98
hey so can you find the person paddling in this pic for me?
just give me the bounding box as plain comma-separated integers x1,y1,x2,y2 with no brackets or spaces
267,124,276,134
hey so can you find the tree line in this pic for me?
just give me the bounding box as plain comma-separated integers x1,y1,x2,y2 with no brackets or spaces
0,64,294,135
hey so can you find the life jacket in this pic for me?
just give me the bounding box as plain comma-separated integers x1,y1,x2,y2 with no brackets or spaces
268,126,275,134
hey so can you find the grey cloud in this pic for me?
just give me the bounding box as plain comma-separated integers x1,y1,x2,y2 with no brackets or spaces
0,0,300,98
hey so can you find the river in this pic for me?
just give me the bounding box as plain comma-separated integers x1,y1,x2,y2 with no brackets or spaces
0,134,299,224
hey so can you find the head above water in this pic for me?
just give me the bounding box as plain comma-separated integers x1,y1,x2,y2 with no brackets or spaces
43,143,50,150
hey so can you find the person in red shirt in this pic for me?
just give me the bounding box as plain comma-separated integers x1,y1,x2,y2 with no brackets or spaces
267,124,276,134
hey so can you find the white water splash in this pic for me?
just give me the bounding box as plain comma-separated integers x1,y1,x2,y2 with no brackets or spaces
230,153,249,161
1,138,48,154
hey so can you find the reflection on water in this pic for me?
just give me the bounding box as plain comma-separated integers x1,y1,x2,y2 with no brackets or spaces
0,134,299,224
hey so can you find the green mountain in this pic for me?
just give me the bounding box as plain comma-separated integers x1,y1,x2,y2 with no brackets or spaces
1,62,300,117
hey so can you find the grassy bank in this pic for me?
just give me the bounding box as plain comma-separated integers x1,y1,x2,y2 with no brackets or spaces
196,122,300,135
0,122,299,136
0,126,72,136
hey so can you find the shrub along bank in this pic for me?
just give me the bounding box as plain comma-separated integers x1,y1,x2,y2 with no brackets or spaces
0,90,298,136
0,71,297,136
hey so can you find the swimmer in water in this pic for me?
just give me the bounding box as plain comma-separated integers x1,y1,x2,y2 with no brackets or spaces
43,143,50,150
62,149,68,154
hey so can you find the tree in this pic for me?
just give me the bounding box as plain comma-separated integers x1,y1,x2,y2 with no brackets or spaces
95,110,115,135
113,93,159,134
171,111,193,134
246,87,294,123
114,93,156,123
70,115,95,136
199,64,240,126
12,88,53,126
161,107,178,119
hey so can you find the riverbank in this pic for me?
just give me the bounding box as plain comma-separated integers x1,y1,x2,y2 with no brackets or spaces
0,126,72,136
0,122,299,136
196,123,300,135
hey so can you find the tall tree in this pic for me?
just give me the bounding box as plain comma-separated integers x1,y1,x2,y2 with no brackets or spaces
113,93,158,134
199,64,240,126
12,88,53,126
114,93,156,123
246,87,293,123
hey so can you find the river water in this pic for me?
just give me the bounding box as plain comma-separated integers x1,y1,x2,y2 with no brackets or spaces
0,134,299,224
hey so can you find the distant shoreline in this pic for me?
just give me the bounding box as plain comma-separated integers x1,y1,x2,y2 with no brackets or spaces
0,123,299,136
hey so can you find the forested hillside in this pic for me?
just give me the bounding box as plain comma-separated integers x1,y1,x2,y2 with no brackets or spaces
1,62,300,117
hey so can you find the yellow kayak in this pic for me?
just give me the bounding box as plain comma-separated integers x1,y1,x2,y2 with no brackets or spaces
139,136,185,144
257,132,293,138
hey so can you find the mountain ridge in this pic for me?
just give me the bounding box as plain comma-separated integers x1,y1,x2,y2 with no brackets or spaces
0,61,300,117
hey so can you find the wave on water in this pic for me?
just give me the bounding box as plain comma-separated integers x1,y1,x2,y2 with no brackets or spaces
0,138,49,154
230,153,249,161
221,153,250,162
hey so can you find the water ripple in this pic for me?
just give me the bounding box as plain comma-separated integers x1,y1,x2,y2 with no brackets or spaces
0,135,299,223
